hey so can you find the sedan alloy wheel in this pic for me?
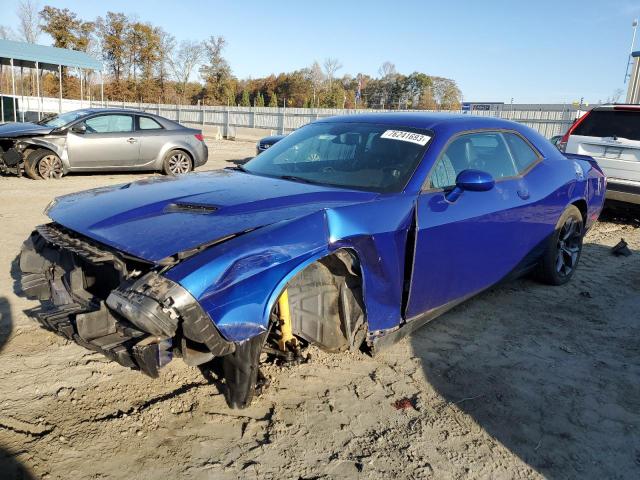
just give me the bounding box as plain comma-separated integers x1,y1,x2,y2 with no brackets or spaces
167,152,192,175
37,154,64,179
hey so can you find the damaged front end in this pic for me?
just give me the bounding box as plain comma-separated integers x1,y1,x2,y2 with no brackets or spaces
18,223,257,404
0,139,29,176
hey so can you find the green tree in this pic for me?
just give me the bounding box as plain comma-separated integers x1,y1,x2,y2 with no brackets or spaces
40,6,94,51
256,92,265,107
268,92,277,107
200,35,235,105
240,89,250,106
97,12,129,99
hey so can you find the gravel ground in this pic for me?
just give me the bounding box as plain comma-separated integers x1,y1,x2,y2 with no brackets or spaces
0,140,639,479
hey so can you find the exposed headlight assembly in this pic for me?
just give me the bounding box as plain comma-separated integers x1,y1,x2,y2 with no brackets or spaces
106,272,235,356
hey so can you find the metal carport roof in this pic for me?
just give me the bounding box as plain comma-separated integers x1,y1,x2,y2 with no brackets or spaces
0,39,102,71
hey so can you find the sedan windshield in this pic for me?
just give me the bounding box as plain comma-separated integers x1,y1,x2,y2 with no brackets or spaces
243,122,432,193
37,110,92,128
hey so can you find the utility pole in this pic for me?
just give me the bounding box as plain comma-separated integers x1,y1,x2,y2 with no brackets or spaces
624,19,638,83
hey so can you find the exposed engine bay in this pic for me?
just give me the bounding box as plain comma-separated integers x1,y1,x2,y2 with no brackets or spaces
20,223,366,408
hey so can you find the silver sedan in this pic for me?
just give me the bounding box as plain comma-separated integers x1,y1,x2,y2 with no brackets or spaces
0,108,208,179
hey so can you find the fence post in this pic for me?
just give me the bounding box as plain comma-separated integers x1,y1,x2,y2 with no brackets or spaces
177,104,181,123
225,108,230,138
251,110,256,128
201,104,205,126
279,108,285,135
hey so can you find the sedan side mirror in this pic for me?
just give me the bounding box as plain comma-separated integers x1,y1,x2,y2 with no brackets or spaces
70,124,87,134
445,169,495,202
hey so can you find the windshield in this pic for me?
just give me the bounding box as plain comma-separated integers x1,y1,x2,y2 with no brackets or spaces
37,110,91,128
244,122,432,193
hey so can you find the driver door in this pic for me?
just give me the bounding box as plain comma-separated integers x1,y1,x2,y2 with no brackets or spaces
405,131,540,318
67,114,140,169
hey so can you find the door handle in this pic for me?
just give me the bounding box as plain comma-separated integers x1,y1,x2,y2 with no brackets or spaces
517,189,530,200
127,137,137,144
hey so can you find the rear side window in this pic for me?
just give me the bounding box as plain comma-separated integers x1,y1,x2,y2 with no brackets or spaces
139,116,163,130
572,110,640,141
504,133,539,172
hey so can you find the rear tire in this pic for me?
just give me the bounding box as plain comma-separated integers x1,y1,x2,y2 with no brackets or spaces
162,150,193,176
25,149,64,180
536,205,584,285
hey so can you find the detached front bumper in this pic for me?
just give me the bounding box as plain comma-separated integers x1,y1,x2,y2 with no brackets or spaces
19,223,234,377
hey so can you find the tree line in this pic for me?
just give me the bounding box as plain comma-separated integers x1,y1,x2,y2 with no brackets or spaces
0,2,462,109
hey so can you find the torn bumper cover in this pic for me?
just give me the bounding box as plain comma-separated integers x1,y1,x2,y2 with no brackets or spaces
19,223,235,377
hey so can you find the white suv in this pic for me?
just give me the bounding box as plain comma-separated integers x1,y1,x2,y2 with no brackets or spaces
559,104,640,204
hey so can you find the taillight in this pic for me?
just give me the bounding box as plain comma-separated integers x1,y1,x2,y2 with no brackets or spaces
194,133,204,142
558,110,592,153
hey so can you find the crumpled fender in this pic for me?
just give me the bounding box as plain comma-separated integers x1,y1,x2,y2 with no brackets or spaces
21,136,69,169
165,195,416,342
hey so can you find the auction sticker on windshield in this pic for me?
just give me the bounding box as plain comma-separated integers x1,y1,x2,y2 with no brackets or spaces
380,130,431,146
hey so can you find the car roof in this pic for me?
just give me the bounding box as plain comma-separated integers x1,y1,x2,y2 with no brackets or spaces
78,107,157,115
591,104,640,111
316,112,529,135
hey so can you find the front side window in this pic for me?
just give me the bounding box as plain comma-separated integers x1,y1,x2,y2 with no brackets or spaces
429,132,519,189
244,122,432,193
84,115,133,134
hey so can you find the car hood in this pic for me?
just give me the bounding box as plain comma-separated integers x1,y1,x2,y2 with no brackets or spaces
0,122,53,137
260,135,286,144
47,170,378,263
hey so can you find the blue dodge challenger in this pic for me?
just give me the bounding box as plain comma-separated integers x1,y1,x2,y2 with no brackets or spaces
19,113,606,408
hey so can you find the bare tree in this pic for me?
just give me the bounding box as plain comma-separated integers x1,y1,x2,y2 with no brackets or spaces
168,39,203,104
305,60,324,107
0,25,16,40
378,61,397,79
606,88,624,104
323,57,342,90
17,0,40,43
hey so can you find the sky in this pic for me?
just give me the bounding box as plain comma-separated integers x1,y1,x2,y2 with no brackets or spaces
2,0,639,104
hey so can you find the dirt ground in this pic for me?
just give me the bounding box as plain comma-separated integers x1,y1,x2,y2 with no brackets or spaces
0,139,639,479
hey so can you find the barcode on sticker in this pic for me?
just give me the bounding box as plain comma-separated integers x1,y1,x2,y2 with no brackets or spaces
380,130,431,146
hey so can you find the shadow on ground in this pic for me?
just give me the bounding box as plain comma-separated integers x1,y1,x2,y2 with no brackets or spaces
410,240,640,478
0,297,37,480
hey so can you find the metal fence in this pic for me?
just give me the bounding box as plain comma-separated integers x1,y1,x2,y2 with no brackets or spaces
9,95,583,139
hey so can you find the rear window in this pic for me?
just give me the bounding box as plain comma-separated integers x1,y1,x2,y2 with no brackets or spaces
572,110,640,141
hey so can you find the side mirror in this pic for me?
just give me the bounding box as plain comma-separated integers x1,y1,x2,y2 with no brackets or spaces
445,169,495,202
70,124,87,134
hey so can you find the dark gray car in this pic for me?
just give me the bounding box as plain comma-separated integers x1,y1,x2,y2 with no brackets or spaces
0,108,208,179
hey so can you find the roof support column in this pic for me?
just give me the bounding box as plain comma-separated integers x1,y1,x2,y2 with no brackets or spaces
58,64,62,113
0,63,4,123
10,58,16,122
35,61,41,120
79,67,83,108
20,65,25,122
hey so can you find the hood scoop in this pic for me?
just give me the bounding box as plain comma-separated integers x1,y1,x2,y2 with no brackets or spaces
164,202,219,214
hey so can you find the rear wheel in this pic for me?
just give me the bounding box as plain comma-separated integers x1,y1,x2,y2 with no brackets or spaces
25,149,64,180
163,150,193,175
537,205,584,285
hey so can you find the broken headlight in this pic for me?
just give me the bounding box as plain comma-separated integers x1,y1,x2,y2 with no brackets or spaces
106,272,194,337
